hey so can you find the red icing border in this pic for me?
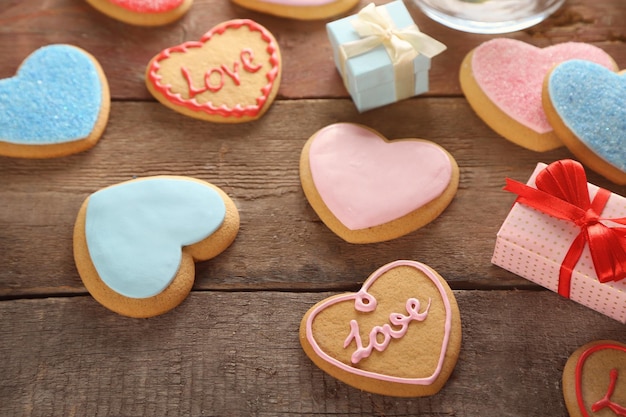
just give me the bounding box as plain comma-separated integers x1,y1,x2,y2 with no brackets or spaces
147,19,280,119
108,0,184,13
575,342,626,417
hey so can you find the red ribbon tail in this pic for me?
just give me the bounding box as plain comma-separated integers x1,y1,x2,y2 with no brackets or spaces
587,224,626,283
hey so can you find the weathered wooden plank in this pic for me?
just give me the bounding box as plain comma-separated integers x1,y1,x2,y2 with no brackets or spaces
0,0,624,100
2,99,623,296
2,1,625,415
0,291,624,417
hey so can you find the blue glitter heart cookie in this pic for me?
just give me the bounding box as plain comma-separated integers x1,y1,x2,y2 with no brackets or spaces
0,44,110,158
73,176,240,318
543,60,626,184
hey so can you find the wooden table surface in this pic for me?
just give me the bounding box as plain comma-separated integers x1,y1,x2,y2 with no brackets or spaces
1,0,625,416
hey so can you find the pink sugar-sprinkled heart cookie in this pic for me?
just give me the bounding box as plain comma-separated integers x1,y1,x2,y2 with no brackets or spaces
87,0,193,26
146,19,282,123
460,38,617,152
299,123,459,244
300,260,462,397
230,0,359,20
543,60,626,185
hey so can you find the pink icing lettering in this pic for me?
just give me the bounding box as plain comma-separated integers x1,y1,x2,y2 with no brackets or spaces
592,369,626,416
344,297,431,364
305,260,453,386
181,49,261,98
354,289,377,312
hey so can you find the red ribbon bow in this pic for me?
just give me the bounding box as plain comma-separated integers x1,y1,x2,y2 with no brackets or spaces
504,159,626,298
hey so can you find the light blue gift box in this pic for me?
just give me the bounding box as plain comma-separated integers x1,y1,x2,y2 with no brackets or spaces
327,1,437,112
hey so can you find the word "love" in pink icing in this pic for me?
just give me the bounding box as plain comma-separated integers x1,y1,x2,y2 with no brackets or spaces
181,48,262,98
343,297,431,364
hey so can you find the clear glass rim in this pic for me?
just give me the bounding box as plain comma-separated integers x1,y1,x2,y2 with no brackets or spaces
414,0,566,34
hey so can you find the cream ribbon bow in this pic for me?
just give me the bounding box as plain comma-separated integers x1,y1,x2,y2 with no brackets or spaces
339,3,446,99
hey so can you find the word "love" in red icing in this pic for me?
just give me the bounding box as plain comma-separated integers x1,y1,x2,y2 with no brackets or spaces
181,48,262,98
343,297,431,364
592,368,626,416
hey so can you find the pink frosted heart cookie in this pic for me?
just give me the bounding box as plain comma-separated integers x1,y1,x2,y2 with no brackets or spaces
543,60,626,185
562,340,626,417
299,123,459,244
300,260,462,397
230,0,359,20
459,38,617,152
87,0,193,26
146,19,282,123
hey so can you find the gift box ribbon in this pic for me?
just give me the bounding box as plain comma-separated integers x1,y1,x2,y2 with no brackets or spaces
504,159,626,298
339,2,446,100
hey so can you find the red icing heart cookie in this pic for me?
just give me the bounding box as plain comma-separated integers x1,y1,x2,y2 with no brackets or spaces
300,260,462,397
87,0,193,26
563,340,626,417
146,19,282,123
300,123,459,244
459,38,617,152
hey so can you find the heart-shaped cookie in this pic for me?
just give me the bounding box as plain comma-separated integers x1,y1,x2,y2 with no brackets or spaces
230,0,359,20
87,0,193,26
460,38,617,152
543,60,626,185
146,19,282,123
300,260,462,397
73,176,240,318
0,44,110,159
563,340,626,417
300,123,459,244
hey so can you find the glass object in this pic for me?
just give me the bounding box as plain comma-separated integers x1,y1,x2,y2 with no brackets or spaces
413,0,566,34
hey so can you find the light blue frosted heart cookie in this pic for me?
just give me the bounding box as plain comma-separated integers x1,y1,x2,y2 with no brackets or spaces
0,44,110,158
74,176,240,318
544,59,626,184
